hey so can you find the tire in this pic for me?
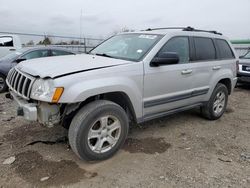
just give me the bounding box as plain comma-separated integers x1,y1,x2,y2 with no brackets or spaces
201,83,228,120
68,100,129,161
0,74,7,93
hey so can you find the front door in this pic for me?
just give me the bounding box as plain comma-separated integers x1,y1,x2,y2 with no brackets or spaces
143,36,196,120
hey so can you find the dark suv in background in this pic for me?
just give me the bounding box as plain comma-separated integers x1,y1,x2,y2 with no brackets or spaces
0,47,75,92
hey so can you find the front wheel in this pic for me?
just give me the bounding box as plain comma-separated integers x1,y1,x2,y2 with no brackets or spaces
201,83,228,120
68,100,129,161
0,74,7,93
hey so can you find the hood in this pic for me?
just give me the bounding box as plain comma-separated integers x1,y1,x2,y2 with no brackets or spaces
16,54,132,78
239,58,250,65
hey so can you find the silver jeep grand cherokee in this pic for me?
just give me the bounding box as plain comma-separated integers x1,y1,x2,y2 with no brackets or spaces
6,27,238,161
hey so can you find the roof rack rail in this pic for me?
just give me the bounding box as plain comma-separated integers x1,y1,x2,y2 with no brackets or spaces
143,26,222,35
183,26,222,35
143,27,186,31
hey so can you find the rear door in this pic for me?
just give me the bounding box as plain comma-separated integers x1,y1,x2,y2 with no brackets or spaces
189,37,217,102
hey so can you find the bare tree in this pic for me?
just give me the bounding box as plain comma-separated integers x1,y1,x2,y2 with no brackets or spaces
26,40,34,46
38,36,52,45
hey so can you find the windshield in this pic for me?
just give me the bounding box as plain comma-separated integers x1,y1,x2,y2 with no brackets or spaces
0,48,27,61
242,51,250,59
91,33,163,61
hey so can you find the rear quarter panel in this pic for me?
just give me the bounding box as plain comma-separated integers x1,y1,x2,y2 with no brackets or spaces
205,59,237,101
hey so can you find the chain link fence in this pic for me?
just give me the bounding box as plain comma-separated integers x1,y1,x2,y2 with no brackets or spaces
1,31,249,56
0,31,104,53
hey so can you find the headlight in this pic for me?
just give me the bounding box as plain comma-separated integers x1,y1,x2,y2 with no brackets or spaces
30,79,63,103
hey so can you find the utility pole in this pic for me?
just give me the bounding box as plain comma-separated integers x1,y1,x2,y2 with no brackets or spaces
80,9,83,46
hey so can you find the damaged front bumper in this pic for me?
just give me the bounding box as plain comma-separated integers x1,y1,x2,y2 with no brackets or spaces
8,91,61,127
9,91,37,121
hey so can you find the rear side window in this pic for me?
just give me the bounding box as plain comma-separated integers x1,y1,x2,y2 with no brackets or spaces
216,39,235,59
194,37,216,61
0,36,13,47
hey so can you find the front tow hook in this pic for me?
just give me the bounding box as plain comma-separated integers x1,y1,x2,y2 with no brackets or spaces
17,107,24,116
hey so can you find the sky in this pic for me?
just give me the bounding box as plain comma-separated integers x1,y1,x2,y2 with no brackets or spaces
0,0,250,43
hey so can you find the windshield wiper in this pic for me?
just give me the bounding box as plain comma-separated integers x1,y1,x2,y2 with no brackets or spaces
95,53,113,58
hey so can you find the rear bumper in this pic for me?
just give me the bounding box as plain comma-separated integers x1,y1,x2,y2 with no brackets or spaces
9,91,37,121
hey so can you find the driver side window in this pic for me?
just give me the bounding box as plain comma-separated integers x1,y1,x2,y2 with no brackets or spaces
158,37,190,63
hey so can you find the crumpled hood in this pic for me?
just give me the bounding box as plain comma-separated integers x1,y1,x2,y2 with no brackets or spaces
16,54,132,78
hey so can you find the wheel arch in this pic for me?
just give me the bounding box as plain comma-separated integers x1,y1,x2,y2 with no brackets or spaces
62,91,138,127
99,91,137,124
217,78,232,95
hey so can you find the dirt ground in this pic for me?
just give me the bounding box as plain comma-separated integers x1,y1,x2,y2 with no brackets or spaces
0,86,250,188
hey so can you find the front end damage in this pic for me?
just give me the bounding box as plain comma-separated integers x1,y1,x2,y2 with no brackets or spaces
8,91,61,127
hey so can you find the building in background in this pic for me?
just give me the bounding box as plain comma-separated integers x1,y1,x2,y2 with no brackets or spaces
231,39,250,56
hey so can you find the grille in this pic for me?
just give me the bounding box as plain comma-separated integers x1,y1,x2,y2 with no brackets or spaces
242,65,250,72
6,67,35,99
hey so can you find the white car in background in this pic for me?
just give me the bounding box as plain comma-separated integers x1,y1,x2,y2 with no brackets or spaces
0,35,22,58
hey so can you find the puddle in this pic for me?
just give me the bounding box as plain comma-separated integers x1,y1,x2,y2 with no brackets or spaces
123,137,171,154
225,108,234,114
12,150,97,187
179,132,187,137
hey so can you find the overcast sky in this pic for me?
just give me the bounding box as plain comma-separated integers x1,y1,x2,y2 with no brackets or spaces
0,0,250,42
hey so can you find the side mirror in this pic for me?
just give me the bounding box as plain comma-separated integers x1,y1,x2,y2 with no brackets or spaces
15,58,26,63
150,52,179,67
239,55,244,59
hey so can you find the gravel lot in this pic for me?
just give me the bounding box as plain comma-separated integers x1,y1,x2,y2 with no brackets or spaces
0,86,250,188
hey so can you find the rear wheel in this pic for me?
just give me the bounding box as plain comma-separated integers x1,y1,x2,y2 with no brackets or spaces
0,74,7,93
201,83,228,120
68,100,129,161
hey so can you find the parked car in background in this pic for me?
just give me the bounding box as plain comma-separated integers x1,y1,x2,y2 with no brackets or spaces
0,47,75,92
0,35,22,58
238,51,250,84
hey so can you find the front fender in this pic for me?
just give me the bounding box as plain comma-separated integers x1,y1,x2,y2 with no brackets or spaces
59,76,143,119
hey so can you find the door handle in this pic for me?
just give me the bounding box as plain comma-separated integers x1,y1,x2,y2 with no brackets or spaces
9,49,16,51
213,66,221,70
181,69,193,75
